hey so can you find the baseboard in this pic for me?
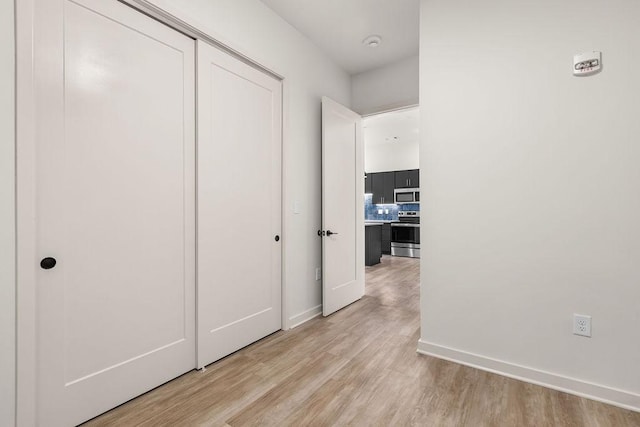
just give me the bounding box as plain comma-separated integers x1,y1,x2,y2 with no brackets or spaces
288,305,322,329
417,340,640,413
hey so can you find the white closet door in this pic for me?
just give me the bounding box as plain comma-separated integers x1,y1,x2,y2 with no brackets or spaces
197,40,282,368
30,0,196,425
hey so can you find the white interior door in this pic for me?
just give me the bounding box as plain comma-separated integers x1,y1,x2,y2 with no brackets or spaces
321,97,365,316
29,0,196,425
197,40,282,368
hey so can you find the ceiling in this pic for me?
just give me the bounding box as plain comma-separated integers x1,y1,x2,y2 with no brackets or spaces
363,107,419,147
260,0,420,75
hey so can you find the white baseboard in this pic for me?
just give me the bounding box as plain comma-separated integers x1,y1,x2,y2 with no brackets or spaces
417,340,640,413
288,305,322,329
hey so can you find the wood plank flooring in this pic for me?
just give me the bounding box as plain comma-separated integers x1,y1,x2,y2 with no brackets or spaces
84,255,640,426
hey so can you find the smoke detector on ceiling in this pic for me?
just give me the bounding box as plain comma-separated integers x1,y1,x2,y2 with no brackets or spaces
362,35,382,48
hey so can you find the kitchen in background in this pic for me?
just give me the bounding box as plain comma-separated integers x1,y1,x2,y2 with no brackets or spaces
363,107,420,267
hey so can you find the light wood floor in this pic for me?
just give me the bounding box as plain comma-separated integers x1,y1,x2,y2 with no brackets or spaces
85,255,640,426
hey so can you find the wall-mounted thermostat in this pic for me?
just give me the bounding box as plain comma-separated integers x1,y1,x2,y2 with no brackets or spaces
574,51,601,76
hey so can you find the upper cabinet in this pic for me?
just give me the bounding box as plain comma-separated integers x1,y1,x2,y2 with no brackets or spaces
366,169,420,203
370,171,395,204
364,172,372,194
395,169,419,189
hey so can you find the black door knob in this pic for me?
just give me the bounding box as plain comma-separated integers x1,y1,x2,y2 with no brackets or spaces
326,230,338,236
40,257,57,270
274,235,280,242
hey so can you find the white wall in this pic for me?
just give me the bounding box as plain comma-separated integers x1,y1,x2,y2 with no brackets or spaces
1,0,15,424
419,0,640,410
351,54,418,115
364,107,420,173
365,143,419,173
144,0,351,325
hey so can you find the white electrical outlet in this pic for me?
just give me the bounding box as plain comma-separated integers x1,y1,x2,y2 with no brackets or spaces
573,314,592,337
315,267,322,281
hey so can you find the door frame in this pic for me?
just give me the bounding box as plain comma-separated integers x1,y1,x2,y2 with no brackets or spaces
15,0,288,424
359,104,420,274
361,103,419,118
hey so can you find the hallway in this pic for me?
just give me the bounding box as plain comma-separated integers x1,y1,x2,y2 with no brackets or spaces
86,256,639,426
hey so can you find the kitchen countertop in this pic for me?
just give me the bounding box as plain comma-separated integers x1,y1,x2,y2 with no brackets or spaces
365,223,383,227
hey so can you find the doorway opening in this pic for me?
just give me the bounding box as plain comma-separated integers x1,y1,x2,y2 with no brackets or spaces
363,106,420,295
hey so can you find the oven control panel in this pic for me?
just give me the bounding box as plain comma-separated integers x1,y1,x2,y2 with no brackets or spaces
398,211,420,218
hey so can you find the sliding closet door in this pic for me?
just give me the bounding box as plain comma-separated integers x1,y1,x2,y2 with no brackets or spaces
197,40,282,368
28,0,196,425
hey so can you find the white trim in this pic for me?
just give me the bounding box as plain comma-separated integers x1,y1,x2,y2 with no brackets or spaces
361,102,419,119
15,0,37,424
358,99,419,117
280,79,290,331
288,305,322,329
417,340,640,413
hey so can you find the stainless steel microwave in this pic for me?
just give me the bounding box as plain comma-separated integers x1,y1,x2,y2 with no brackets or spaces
394,188,420,204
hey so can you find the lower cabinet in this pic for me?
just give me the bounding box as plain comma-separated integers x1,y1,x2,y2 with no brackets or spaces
381,223,392,255
365,224,382,266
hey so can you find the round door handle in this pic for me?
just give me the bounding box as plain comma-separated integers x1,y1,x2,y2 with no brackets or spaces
275,235,280,242
326,230,338,236
40,257,57,270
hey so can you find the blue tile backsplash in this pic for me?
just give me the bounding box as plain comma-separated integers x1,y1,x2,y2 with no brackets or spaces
364,193,419,221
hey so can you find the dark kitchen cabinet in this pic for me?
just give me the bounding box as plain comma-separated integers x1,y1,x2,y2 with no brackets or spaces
370,171,394,204
395,169,420,189
364,172,372,194
365,224,382,266
381,223,391,255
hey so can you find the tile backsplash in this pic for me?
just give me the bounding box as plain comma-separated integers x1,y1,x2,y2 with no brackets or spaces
364,194,419,221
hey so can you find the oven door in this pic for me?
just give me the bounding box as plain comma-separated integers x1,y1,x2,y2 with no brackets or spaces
391,223,420,244
390,223,420,258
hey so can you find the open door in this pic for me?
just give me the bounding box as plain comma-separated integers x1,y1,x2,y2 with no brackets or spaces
321,97,365,316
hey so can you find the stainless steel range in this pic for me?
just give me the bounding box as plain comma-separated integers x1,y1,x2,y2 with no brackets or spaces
391,211,420,258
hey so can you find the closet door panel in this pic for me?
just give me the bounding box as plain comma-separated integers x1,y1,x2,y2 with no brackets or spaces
28,0,196,424
197,40,282,368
